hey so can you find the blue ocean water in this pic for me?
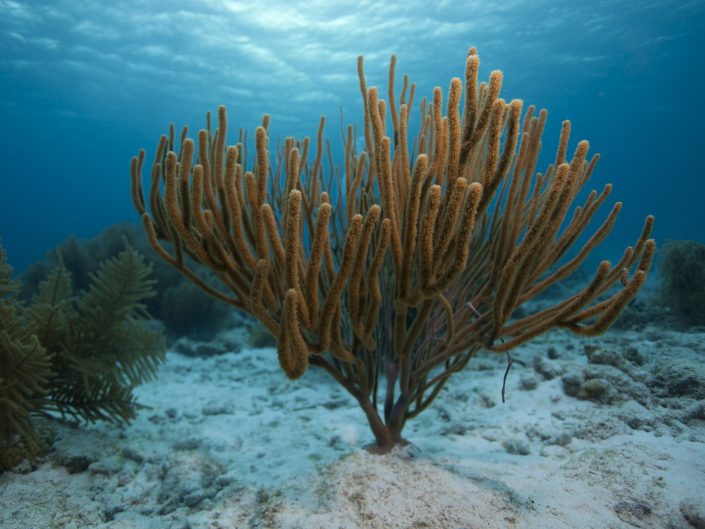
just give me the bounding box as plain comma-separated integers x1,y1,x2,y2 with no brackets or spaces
0,0,703,272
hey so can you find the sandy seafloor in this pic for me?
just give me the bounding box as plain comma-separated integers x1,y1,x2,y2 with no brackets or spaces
2,310,705,529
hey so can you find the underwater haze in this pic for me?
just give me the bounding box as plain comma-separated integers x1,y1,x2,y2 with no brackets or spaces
4,3,705,527
0,0,704,271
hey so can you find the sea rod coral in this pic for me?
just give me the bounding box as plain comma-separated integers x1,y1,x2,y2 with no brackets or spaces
130,48,655,452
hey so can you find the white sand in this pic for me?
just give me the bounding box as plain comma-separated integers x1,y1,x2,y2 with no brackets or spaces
2,325,704,529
